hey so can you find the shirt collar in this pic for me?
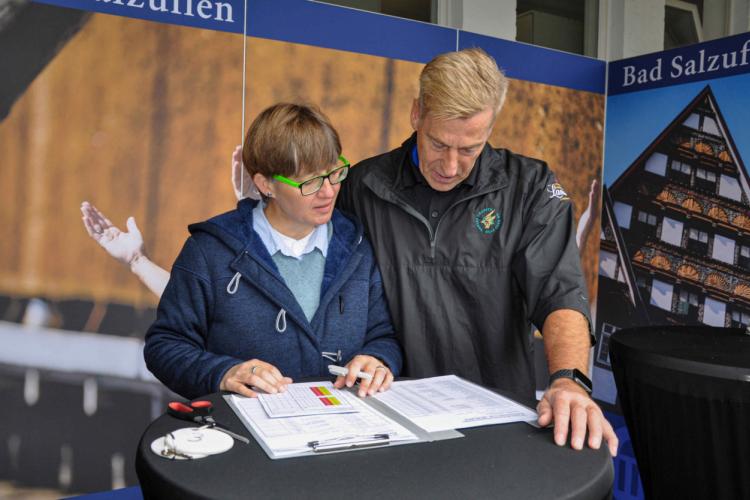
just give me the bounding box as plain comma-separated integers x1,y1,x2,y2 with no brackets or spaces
252,203,329,259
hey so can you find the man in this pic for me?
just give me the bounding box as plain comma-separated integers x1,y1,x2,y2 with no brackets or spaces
338,47,618,456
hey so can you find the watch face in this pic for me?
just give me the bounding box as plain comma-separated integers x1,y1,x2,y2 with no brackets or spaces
572,369,593,393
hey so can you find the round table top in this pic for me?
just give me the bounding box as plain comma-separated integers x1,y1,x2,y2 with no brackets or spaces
136,390,613,500
611,325,750,380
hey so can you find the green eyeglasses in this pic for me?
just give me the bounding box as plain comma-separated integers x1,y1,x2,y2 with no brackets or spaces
273,155,350,196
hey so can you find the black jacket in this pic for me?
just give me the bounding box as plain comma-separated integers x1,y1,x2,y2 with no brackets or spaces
338,135,591,399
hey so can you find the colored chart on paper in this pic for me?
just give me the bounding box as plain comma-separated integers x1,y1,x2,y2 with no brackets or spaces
258,382,356,418
310,386,332,397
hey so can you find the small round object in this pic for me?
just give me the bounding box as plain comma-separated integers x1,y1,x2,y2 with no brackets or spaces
151,427,233,460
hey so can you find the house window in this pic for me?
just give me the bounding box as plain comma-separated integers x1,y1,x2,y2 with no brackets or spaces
730,310,750,328
719,175,742,201
660,217,684,247
670,160,691,183
703,297,727,327
675,290,699,316
695,168,717,192
712,234,735,264
637,211,658,225
596,323,619,367
599,251,618,279
635,275,650,300
682,113,700,129
614,202,633,230
634,210,658,238
645,152,668,176
739,245,750,271
687,228,709,254
702,116,721,136
650,279,674,311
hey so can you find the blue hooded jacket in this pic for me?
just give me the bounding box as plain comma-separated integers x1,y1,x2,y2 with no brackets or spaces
144,199,402,399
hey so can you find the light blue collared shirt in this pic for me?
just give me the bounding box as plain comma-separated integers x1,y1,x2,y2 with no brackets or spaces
252,202,330,260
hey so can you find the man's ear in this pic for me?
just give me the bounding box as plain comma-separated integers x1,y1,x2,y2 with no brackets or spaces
410,98,421,131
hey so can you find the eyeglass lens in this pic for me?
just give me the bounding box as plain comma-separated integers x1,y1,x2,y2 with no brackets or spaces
300,166,349,195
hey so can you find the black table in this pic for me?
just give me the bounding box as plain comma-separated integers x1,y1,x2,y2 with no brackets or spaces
609,326,750,500
136,388,613,500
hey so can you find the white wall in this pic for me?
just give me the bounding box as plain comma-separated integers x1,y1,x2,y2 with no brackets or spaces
432,0,750,60
435,0,516,40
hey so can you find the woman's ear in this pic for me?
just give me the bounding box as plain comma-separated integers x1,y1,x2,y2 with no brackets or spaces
252,173,273,198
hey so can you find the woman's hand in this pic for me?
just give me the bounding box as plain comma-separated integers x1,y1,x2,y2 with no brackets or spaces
220,359,293,397
333,355,393,397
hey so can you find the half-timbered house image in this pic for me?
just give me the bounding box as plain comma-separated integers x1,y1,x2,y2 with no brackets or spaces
594,86,750,403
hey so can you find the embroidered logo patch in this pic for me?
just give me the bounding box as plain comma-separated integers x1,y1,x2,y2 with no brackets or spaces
547,182,569,200
474,208,502,234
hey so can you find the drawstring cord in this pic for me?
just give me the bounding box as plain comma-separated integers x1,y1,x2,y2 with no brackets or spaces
226,272,286,334
226,272,241,294
275,309,287,333
321,350,341,363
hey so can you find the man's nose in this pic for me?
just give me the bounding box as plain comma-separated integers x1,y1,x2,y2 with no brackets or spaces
443,149,459,176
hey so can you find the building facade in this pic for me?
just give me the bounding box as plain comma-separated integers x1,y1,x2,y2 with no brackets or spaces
595,86,750,396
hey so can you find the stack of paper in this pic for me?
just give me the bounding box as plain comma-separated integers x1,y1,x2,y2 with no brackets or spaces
230,384,418,458
373,375,538,432
226,376,538,459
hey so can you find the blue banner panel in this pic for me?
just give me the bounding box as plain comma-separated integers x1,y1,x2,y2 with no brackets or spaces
31,0,606,92
33,0,243,33
609,31,750,95
459,31,606,94
247,0,456,64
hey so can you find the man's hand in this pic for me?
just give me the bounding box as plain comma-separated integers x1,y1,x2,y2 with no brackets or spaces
220,359,293,398
333,355,393,397
81,201,144,266
537,378,618,456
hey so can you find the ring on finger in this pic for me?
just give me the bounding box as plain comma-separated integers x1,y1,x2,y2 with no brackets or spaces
375,365,387,371
250,365,259,375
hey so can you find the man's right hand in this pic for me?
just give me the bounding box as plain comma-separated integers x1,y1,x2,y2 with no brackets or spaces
220,359,293,398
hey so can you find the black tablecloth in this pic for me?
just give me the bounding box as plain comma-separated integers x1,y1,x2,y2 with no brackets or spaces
136,389,613,500
610,326,750,500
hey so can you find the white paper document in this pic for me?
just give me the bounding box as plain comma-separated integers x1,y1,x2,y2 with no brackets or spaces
257,381,356,417
229,389,418,458
373,375,538,432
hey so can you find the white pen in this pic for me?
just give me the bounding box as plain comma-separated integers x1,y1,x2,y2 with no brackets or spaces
328,364,373,380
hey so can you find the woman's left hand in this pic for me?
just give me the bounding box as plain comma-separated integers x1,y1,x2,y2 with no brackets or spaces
333,355,393,397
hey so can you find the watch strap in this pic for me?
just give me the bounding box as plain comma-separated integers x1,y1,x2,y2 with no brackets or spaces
549,368,593,394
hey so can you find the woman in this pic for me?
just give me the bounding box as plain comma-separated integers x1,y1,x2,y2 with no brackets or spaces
144,103,401,400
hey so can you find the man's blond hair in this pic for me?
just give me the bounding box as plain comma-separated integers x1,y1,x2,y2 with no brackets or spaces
418,47,508,120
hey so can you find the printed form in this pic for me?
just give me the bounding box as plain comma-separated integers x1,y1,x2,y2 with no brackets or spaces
258,382,356,417
230,389,418,458
373,375,538,432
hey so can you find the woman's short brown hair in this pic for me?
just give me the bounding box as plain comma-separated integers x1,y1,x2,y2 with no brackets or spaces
242,103,341,179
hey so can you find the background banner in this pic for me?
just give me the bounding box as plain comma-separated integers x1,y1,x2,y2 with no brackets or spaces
596,33,750,499
0,0,606,494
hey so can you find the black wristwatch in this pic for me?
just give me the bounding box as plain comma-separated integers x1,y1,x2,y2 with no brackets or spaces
549,369,593,394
